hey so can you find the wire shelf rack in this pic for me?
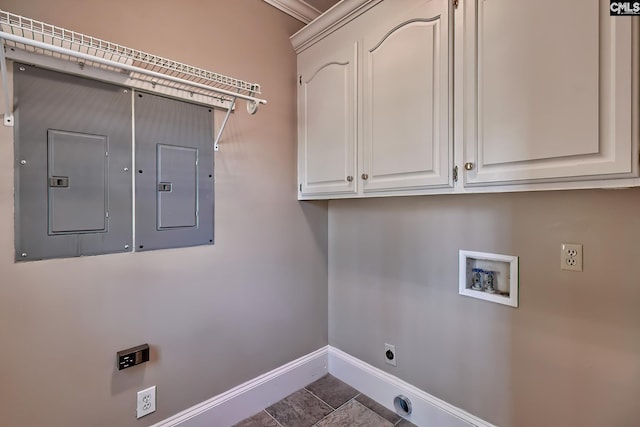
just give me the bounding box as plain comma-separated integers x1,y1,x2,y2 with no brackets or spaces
0,10,266,108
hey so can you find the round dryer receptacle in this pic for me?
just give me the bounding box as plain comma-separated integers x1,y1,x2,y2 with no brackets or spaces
394,395,412,416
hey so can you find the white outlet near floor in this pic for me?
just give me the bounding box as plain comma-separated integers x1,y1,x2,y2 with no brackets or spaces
136,386,156,419
384,343,396,366
561,243,583,272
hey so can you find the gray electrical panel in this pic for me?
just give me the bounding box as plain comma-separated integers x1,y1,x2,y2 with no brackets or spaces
135,92,214,251
14,64,132,261
156,144,198,230
47,130,108,234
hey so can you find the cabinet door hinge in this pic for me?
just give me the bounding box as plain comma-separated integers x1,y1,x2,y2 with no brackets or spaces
299,183,302,191
453,165,458,182
299,76,302,86
453,0,459,8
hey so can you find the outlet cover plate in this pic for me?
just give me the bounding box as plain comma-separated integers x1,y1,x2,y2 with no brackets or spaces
384,343,396,366
136,386,156,419
561,243,583,272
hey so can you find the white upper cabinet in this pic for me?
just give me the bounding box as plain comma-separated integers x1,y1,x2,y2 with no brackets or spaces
292,0,639,199
459,0,637,186
292,0,452,199
360,0,452,193
297,33,357,197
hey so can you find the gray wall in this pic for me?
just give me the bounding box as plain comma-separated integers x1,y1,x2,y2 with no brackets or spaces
2,2,638,427
329,189,640,427
0,1,328,426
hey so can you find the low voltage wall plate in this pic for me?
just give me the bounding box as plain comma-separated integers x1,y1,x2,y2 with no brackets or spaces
117,343,150,370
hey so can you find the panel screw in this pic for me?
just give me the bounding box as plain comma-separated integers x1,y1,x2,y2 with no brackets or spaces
123,167,129,171
124,245,129,249
20,253,27,258
19,66,26,71
123,89,128,94
20,160,26,165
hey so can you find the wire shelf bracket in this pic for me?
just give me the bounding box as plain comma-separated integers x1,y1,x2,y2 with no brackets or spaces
0,10,266,148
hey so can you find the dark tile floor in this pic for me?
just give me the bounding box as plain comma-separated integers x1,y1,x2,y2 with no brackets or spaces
233,374,417,427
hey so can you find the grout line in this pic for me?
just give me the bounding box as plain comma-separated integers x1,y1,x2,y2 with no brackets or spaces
332,395,358,413
303,388,338,411
303,391,338,426
238,386,406,427
262,381,406,427
351,399,398,426
355,392,404,426
316,396,400,427
394,416,413,426
311,401,343,426
263,409,284,427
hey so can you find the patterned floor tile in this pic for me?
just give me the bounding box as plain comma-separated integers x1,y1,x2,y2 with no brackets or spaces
355,394,401,424
305,374,359,409
396,418,419,427
266,389,333,427
234,376,421,427
314,400,394,427
232,410,279,427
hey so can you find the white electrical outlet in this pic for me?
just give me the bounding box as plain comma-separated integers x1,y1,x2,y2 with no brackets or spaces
384,343,396,366
561,243,583,272
136,386,156,419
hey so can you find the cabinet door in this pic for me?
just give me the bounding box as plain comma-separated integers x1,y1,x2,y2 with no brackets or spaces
361,0,452,193
298,39,357,197
461,0,637,186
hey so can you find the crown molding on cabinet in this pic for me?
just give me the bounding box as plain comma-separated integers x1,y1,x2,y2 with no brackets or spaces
290,0,383,52
263,0,322,24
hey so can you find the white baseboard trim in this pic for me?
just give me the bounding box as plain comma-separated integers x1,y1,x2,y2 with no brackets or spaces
152,346,329,427
328,346,497,427
153,345,495,427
